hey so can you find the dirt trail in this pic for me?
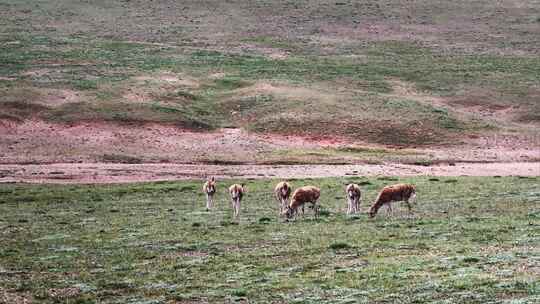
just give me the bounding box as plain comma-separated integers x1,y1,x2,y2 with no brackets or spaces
0,162,538,184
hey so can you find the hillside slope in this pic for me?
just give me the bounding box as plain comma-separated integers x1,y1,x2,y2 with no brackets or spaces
1,0,539,164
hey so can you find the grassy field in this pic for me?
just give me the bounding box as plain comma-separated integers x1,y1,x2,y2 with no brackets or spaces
1,2,539,303
1,176,539,303
1,0,539,147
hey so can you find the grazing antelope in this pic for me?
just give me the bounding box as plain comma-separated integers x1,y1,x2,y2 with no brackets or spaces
228,183,245,219
345,183,362,214
283,186,321,219
274,181,292,215
202,177,217,211
368,184,416,218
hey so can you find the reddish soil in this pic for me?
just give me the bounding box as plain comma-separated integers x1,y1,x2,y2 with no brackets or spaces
1,119,538,164
1,162,538,184
1,118,538,184
0,120,325,164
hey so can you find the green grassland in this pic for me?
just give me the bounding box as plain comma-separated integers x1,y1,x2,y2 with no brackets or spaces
1,176,539,303
1,0,539,146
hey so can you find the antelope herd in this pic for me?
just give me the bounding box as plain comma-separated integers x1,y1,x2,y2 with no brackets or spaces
202,177,417,220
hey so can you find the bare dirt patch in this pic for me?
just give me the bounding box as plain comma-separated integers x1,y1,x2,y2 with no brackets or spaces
209,72,226,79
0,287,32,304
133,72,201,88
40,89,83,107
21,68,52,78
1,117,537,183
238,43,291,60
122,72,202,107
0,162,538,184
1,118,538,165
47,287,81,300
387,79,445,105
0,86,84,109
0,120,327,164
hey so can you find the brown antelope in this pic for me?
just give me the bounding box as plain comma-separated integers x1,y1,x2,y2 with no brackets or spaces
368,184,416,218
202,177,217,211
283,186,321,219
345,183,361,214
228,183,245,219
274,181,292,215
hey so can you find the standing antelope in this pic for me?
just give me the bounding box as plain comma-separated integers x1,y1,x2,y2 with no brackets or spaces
202,177,217,211
274,181,292,215
228,183,245,219
368,184,416,218
345,183,362,214
283,186,321,219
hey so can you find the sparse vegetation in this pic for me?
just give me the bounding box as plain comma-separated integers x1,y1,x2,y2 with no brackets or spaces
0,176,539,303
265,146,425,165
100,154,142,164
0,3,539,303
1,0,539,148
329,242,353,250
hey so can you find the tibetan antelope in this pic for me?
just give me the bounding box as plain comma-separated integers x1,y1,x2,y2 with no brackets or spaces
283,186,321,219
368,184,416,218
228,183,245,219
274,181,292,215
345,183,362,214
202,177,217,211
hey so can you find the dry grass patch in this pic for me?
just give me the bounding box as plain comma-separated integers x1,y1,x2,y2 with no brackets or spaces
133,72,201,88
